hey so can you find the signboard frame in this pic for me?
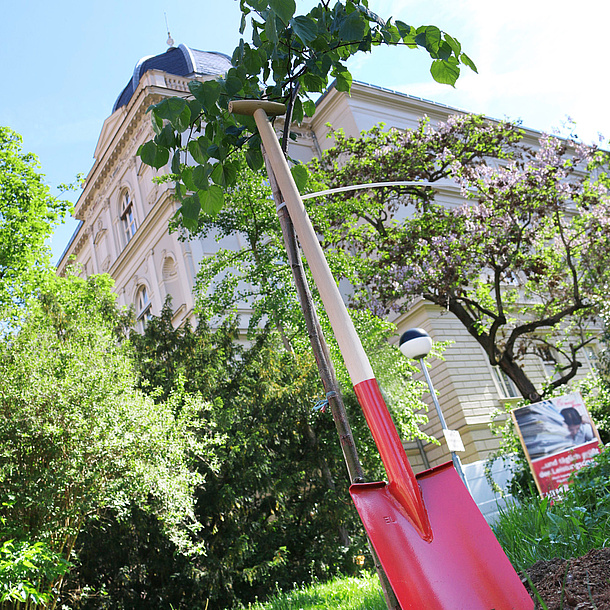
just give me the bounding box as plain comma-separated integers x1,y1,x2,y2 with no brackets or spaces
511,392,603,498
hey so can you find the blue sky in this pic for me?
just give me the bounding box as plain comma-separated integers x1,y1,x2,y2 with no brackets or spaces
3,0,609,262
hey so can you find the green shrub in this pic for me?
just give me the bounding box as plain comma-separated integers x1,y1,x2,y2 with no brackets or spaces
0,538,70,606
493,446,610,569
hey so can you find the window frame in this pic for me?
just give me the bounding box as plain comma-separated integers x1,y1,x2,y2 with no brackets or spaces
120,191,137,245
136,285,152,331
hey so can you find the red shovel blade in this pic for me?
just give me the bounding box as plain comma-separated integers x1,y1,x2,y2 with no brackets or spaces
350,462,533,610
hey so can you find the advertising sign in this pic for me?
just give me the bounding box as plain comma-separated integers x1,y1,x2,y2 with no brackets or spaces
511,392,602,497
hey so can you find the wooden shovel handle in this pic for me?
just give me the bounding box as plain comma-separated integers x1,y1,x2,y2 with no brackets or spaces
228,100,287,117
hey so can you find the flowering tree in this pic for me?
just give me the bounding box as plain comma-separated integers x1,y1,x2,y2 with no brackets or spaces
309,116,610,403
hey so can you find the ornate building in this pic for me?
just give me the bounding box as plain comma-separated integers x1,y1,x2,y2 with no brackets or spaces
57,43,598,497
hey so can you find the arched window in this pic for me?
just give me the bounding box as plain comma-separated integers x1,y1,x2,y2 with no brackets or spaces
136,285,152,331
120,191,137,244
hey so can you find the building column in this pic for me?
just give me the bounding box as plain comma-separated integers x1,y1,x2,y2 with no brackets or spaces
146,248,162,314
86,226,100,274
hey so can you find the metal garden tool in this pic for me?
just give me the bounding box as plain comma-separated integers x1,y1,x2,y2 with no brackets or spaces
228,99,533,610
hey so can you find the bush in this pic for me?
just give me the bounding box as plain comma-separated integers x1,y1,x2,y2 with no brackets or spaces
0,538,70,606
493,446,610,569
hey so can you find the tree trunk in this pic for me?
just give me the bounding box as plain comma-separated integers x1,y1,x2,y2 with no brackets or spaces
445,295,542,403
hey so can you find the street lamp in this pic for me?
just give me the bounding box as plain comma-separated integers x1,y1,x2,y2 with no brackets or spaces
399,328,470,490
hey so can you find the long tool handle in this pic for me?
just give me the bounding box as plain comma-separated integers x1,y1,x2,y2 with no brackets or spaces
249,106,431,540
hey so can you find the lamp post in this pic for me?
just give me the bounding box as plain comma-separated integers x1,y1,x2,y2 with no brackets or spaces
399,328,470,491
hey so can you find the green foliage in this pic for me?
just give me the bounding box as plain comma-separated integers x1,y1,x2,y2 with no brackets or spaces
138,1,476,229
493,447,610,569
0,539,70,606
0,274,216,606
68,306,361,608
0,127,69,317
70,299,432,609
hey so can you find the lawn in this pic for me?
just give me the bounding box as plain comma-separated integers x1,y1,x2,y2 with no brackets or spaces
247,572,386,610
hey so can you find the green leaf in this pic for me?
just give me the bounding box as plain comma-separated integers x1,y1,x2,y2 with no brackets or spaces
415,25,442,53
460,52,478,74
301,71,326,93
188,80,221,111
290,15,318,44
430,59,460,86
445,33,461,56
334,68,353,93
192,164,212,190
188,98,203,120
174,181,185,200
171,151,181,175
303,99,316,117
154,98,188,122
137,141,169,169
151,112,164,135
381,23,401,45
242,45,263,74
269,0,295,24
395,20,413,39
436,40,453,61
292,97,304,124
246,147,264,171
200,185,225,215
211,161,238,187
182,166,196,192
225,75,244,97
265,14,279,44
188,137,211,165
174,104,192,133
339,10,366,41
291,164,308,192
181,194,201,231
155,124,177,149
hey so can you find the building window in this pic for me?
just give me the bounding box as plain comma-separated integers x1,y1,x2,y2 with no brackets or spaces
491,366,520,399
539,346,560,381
120,191,137,244
583,344,599,375
136,285,152,331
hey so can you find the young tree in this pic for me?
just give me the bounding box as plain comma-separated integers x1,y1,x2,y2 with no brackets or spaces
0,274,217,608
195,156,432,438
138,0,476,227
0,127,69,316
308,116,610,403
138,5,475,606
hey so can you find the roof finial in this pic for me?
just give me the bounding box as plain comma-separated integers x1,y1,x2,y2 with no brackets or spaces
165,13,175,47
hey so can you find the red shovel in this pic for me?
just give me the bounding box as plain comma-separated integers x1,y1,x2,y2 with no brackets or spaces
229,100,533,610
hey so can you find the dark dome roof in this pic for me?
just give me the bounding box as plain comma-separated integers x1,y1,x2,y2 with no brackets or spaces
113,44,232,112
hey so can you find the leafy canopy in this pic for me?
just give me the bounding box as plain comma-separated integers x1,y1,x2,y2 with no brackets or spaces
0,272,218,587
138,0,476,231
0,127,69,315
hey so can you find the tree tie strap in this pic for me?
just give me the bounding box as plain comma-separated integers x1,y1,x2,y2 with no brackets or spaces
312,391,337,413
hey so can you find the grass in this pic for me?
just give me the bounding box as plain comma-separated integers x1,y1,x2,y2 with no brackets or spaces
492,448,610,569
246,571,386,610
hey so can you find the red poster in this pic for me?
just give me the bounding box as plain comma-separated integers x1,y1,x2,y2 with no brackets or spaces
511,393,603,497
530,442,601,497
